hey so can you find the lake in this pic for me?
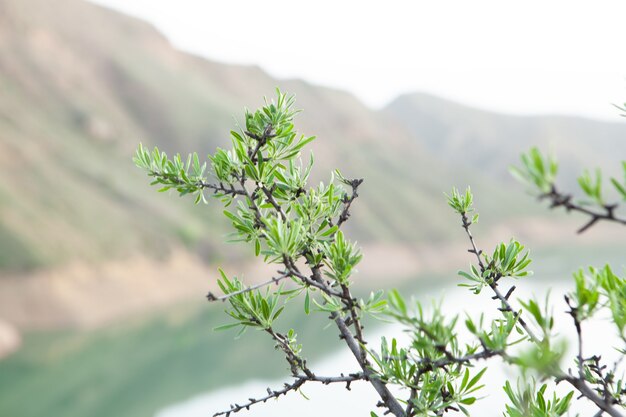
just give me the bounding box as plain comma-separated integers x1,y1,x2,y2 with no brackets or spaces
156,278,623,417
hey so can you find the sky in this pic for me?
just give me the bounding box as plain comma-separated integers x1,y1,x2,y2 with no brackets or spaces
90,0,626,121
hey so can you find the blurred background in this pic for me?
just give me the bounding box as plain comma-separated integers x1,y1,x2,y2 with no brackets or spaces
0,0,625,416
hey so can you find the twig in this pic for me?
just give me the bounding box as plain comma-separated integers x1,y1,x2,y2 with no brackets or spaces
564,295,585,380
246,124,275,163
405,368,423,417
265,326,314,378
283,259,344,299
212,373,366,417
260,185,287,221
337,178,363,228
460,212,539,343
541,185,626,234
306,264,407,417
206,273,289,302
458,211,625,417
148,171,246,196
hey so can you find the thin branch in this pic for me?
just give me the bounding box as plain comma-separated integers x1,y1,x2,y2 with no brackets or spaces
148,171,246,196
260,184,287,221
283,259,344,299
337,178,364,228
406,369,423,417
212,378,304,417
488,282,539,343
564,295,585,380
460,212,539,343
239,177,264,226
306,264,407,417
206,273,289,302
460,213,485,270
341,282,367,363
212,373,366,417
458,211,625,417
265,326,314,378
246,124,275,163
410,348,503,374
561,374,624,417
540,185,626,234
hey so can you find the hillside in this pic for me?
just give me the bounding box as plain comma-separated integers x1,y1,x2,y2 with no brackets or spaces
0,0,495,274
384,93,626,189
2,0,624,334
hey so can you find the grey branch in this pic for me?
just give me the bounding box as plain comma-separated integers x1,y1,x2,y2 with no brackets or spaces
206,273,289,302
212,373,366,417
337,178,363,228
541,185,626,234
458,211,625,417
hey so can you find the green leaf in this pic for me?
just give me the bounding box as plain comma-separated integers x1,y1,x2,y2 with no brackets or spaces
466,368,487,390
459,397,476,405
272,306,285,321
304,291,310,315
388,289,407,315
213,323,240,331
460,368,470,391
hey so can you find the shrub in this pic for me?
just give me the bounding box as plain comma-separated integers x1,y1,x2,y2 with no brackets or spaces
135,90,626,417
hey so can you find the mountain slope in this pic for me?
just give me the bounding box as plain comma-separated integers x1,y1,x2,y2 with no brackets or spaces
0,0,490,272
384,93,626,189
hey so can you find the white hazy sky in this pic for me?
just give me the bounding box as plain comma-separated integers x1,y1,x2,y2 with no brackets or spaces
90,0,626,121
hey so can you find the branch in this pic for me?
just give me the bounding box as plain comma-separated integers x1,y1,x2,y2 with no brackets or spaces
541,185,626,234
459,212,539,343
260,184,287,221
246,124,275,163
212,373,367,417
561,374,624,417
337,178,364,228
564,295,585,380
458,211,625,417
340,282,367,363
265,326,314,378
306,264,407,417
405,348,504,373
206,273,289,302
227,135,403,414
283,259,344,299
148,171,246,197
405,369,423,417
239,177,264,227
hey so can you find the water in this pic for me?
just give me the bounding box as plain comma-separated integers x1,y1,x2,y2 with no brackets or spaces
156,278,623,417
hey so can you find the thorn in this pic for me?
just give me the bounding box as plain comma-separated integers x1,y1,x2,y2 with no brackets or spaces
577,216,600,234
504,286,516,300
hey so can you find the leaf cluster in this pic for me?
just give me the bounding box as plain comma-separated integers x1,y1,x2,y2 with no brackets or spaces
503,380,573,417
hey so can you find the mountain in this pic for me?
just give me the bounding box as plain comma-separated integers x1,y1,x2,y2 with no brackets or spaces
2,2,626,416
0,0,505,274
384,93,626,188
2,0,623,333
